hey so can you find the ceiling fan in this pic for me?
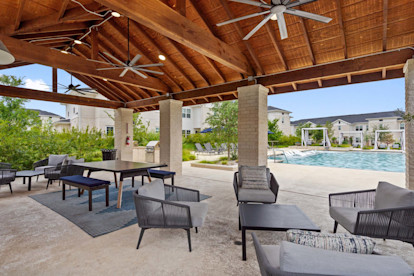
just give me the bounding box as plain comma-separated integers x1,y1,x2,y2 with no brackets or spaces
59,75,96,95
90,18,164,78
216,0,332,40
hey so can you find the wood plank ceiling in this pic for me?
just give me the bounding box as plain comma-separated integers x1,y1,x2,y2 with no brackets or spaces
0,0,413,112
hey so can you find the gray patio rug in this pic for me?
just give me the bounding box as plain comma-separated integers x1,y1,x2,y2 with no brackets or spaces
30,179,211,238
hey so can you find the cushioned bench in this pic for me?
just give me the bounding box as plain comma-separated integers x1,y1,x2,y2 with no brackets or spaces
142,169,175,186
60,175,110,211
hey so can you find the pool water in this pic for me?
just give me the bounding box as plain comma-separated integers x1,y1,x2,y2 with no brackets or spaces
270,151,405,172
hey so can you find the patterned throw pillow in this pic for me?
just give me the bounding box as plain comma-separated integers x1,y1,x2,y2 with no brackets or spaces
286,230,376,254
239,166,269,190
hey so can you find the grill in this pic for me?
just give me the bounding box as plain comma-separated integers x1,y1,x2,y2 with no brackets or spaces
145,141,160,153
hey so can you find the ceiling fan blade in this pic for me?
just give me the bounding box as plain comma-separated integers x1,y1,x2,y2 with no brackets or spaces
135,68,164,75
285,9,332,23
243,12,273,40
128,54,142,67
217,10,270,26
130,68,148,79
96,67,123,71
277,12,288,40
286,0,317,8
272,0,281,4
229,0,271,8
133,63,164,68
282,0,291,4
64,89,70,93
103,52,127,66
119,68,129,77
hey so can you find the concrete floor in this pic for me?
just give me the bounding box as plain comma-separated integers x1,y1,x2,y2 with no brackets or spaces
0,162,413,275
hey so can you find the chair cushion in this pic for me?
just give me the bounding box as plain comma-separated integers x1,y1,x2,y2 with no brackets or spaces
178,201,208,227
262,245,280,269
286,230,376,254
375,181,414,210
239,165,269,190
148,169,176,176
60,175,109,187
137,179,165,213
48,154,67,166
34,165,55,172
329,207,365,232
238,188,275,203
279,241,414,276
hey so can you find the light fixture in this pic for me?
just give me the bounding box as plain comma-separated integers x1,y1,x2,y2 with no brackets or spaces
60,50,69,54
111,11,121,18
74,39,82,45
158,54,166,61
0,40,15,65
103,78,108,81
271,14,277,21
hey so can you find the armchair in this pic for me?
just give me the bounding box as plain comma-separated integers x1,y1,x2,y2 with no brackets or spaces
0,169,17,193
45,159,84,189
329,181,414,245
133,179,208,252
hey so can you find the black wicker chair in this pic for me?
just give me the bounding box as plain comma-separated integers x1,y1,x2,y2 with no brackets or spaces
0,162,12,169
45,162,85,189
0,168,17,193
133,180,208,252
329,182,414,246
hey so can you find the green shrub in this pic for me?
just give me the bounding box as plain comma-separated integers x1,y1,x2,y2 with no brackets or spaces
219,156,228,161
221,161,228,165
182,149,196,161
276,135,301,146
198,160,218,164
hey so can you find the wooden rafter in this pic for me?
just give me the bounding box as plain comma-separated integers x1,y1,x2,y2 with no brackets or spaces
382,0,388,51
175,0,186,17
71,73,121,102
298,17,315,65
0,84,123,109
91,28,99,60
0,61,31,70
0,35,169,92
9,22,90,36
14,0,26,31
52,67,58,93
57,0,71,21
95,0,252,74
13,30,84,40
264,22,289,70
335,0,347,59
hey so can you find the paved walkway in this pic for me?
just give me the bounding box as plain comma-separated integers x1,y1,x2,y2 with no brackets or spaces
0,162,412,275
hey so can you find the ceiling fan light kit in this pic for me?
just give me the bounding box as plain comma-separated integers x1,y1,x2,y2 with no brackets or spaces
217,0,332,40
0,40,15,65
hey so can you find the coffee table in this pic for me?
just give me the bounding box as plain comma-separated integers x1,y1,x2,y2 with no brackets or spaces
239,204,320,260
16,170,44,191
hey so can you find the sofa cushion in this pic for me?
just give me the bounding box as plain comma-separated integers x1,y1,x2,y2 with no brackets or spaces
238,188,275,203
279,241,414,276
239,166,269,190
262,245,280,269
286,230,376,254
137,179,165,213
173,201,208,227
375,181,414,210
329,207,365,232
48,154,67,166
60,175,110,187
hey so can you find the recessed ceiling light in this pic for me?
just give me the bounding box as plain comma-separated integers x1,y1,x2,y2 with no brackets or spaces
74,40,82,45
271,14,277,21
60,50,69,54
103,78,108,81
158,54,166,61
111,11,121,18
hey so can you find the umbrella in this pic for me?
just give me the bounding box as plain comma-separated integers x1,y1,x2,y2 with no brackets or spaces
200,128,213,133
268,130,274,134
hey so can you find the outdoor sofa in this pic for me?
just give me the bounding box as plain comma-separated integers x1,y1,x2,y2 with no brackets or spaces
252,232,414,276
329,181,414,245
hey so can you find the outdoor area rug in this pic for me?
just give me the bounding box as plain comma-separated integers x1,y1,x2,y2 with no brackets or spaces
30,179,211,238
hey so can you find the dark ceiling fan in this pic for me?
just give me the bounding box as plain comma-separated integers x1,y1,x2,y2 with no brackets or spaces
59,75,96,95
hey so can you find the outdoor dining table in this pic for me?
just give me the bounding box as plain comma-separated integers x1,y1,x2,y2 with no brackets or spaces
73,160,167,208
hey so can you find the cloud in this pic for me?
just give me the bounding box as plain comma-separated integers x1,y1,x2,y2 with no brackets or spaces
24,78,50,91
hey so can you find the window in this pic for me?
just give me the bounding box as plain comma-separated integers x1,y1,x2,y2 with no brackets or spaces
49,116,52,119
182,130,186,135
155,127,159,133
355,137,361,143
338,121,341,124
355,125,363,131
186,130,191,135
282,118,284,123
379,124,383,128
73,107,75,113
400,123,405,130
106,126,114,136
182,108,191,118
379,119,383,122
282,113,284,115
338,126,341,130
186,108,191,118
366,125,369,131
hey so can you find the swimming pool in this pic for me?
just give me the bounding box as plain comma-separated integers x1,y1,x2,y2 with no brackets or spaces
270,151,405,172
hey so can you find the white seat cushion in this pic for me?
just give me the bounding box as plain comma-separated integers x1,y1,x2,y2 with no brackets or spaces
238,188,275,203
329,207,365,232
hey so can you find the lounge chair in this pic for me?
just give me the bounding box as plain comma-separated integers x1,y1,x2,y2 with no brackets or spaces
329,181,414,246
133,179,208,252
33,154,68,173
251,233,414,276
0,168,16,193
195,143,206,154
203,143,216,154
0,162,11,169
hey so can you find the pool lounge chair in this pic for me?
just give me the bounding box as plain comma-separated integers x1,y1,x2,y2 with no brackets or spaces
203,143,216,154
195,143,206,154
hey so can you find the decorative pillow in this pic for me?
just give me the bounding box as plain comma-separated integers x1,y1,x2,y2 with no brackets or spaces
286,230,376,254
374,181,414,210
239,165,269,190
137,179,165,213
48,154,68,166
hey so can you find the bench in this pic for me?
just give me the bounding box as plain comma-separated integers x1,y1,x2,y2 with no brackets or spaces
60,175,110,211
142,169,175,186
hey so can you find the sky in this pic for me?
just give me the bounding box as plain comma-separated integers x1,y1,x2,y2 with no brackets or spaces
0,64,406,120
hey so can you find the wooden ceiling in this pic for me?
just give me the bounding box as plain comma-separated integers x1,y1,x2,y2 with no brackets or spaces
0,0,413,111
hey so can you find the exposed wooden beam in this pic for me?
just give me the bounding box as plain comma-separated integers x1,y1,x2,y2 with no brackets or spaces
264,22,289,70
14,30,84,40
52,67,58,92
175,0,186,16
0,35,169,92
0,61,31,70
71,73,122,102
291,83,297,91
335,0,347,59
382,0,389,51
95,0,251,74
347,74,351,83
382,67,387,79
298,17,315,65
317,79,323,87
57,0,71,21
8,22,89,36
0,84,124,109
90,28,99,60
218,0,262,75
14,0,26,31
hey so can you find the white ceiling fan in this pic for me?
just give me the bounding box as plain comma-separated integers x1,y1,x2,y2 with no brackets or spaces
90,18,164,78
217,0,332,40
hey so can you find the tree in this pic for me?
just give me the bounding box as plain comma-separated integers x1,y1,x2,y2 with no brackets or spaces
295,122,312,137
325,121,334,140
312,124,324,143
268,119,283,145
205,101,238,160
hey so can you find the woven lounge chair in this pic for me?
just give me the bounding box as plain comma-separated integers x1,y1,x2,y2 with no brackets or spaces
0,168,16,194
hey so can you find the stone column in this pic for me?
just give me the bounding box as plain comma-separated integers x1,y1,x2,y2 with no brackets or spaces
237,84,269,167
114,108,133,161
159,99,183,175
404,58,414,190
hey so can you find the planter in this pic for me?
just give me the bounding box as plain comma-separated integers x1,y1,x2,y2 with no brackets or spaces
191,162,238,171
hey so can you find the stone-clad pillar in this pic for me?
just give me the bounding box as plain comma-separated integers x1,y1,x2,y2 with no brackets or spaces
114,108,134,161
237,84,269,167
159,99,183,175
404,59,414,190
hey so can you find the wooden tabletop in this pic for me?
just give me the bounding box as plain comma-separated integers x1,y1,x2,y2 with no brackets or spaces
73,160,166,173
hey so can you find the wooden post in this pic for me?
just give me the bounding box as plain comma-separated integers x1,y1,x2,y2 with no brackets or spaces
52,67,58,92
